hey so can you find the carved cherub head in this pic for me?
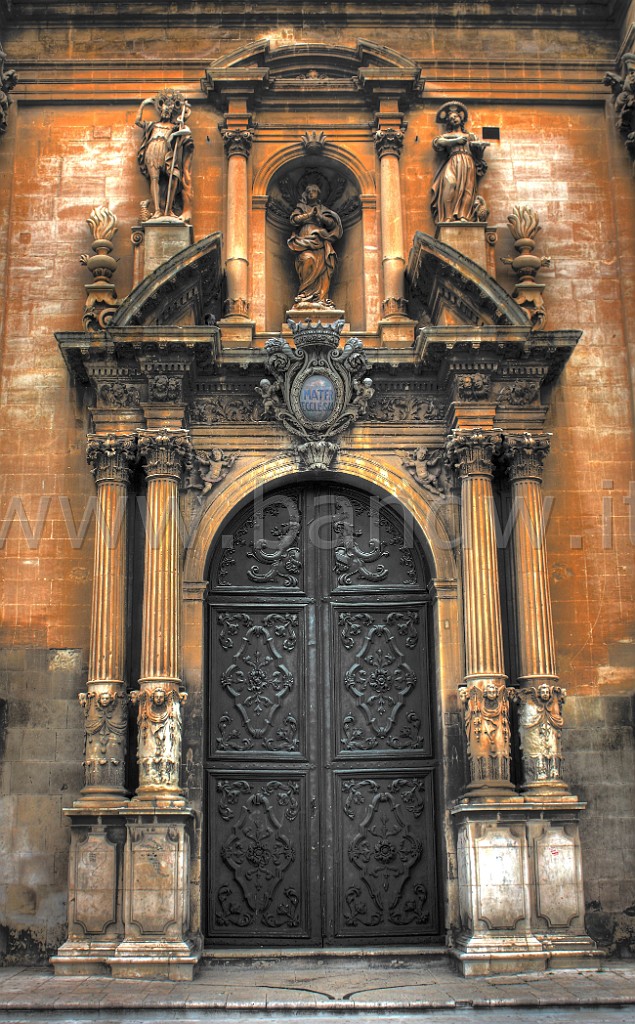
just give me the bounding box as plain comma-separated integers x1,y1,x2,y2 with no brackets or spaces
538,682,552,702
97,688,116,708
483,681,499,702
152,686,167,706
303,182,322,203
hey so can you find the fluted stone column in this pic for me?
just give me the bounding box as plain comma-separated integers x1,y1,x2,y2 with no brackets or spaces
220,128,253,319
134,428,190,807
446,429,514,797
78,434,136,807
503,433,569,795
374,128,407,319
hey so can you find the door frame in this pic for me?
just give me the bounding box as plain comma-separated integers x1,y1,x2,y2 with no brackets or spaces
182,455,463,947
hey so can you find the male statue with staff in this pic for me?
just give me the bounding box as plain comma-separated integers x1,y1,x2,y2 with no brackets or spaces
135,88,194,221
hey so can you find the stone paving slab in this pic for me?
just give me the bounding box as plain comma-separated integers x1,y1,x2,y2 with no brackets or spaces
0,957,634,1014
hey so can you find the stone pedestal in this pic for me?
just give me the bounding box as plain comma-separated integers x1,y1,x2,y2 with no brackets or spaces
51,811,126,975
110,810,198,980
436,222,496,277
141,218,193,278
451,801,599,976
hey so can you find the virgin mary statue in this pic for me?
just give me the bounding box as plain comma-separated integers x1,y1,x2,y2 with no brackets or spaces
288,183,343,307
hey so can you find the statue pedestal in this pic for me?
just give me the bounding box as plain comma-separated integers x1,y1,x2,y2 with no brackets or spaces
378,316,416,348
284,307,347,327
140,218,193,278
436,222,497,278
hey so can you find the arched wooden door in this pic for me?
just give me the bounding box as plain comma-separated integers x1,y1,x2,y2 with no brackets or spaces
205,482,440,945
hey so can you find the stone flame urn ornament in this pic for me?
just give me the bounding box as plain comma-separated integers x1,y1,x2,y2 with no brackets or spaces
80,207,122,331
256,319,373,471
502,205,551,328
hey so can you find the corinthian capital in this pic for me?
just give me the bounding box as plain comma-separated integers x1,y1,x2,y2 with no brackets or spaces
373,128,404,159
86,434,137,485
220,127,253,158
502,432,551,483
445,429,502,479
138,428,191,480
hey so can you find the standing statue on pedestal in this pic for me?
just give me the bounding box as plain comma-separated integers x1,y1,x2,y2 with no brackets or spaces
288,183,343,308
135,89,194,221
431,101,489,224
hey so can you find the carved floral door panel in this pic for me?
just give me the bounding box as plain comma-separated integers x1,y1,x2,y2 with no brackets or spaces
206,484,439,945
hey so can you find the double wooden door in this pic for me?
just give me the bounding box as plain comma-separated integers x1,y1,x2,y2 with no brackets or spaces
205,483,439,945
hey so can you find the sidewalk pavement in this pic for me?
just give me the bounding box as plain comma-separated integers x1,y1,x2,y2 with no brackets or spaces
0,952,634,1014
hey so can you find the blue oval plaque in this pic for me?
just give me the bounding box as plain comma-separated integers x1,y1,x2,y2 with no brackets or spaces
299,374,336,423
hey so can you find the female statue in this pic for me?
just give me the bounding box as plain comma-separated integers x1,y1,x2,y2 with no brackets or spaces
431,101,489,223
287,183,343,307
135,88,194,221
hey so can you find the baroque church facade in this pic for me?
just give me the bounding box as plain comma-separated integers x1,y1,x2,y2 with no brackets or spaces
0,0,634,979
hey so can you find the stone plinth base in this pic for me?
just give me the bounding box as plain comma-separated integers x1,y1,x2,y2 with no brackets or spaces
218,318,256,348
436,222,496,277
52,806,201,980
141,218,193,278
451,798,599,976
378,316,416,348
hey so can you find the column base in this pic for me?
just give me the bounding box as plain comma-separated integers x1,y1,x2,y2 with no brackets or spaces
450,935,547,977
130,789,188,810
109,940,199,980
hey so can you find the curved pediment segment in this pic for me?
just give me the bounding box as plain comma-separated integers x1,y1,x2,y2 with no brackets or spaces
112,232,222,328
201,37,422,110
407,231,528,328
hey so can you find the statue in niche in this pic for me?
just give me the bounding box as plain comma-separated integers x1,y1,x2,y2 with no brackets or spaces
288,182,343,308
135,89,194,221
431,101,489,224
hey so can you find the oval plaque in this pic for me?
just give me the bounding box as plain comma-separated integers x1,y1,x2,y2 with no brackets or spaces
299,373,336,424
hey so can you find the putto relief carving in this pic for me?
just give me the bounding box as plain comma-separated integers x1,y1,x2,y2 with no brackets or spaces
402,447,448,496
455,373,491,402
257,319,373,471
510,684,567,788
501,206,551,329
288,182,343,309
498,379,541,406
431,101,489,224
98,381,141,408
0,43,18,140
184,448,236,505
458,682,512,785
80,207,122,331
78,687,128,791
131,684,188,791
135,89,194,221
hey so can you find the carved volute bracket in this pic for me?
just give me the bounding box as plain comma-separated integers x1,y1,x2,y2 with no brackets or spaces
501,431,551,483
445,428,501,479
220,127,254,158
86,433,137,485
373,128,404,159
137,428,191,481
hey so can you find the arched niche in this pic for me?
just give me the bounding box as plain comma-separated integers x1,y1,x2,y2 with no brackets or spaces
252,144,376,334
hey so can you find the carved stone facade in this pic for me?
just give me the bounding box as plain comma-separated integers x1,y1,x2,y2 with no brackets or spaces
0,2,633,987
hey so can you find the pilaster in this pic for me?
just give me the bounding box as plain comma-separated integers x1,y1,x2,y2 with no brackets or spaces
373,122,415,345
219,124,256,345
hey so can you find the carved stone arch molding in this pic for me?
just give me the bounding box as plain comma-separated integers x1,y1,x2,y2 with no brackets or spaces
180,453,461,942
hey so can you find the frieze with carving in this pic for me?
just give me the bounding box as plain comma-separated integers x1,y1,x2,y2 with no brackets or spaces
257,319,373,470
213,611,301,753
498,379,541,406
216,492,303,589
364,394,444,423
98,381,141,408
190,396,262,424
212,777,303,932
338,775,435,934
338,610,426,752
455,373,491,402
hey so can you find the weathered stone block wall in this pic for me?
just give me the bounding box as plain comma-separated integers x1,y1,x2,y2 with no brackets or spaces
0,3,633,959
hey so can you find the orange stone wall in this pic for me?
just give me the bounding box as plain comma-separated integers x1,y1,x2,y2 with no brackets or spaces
0,5,634,960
